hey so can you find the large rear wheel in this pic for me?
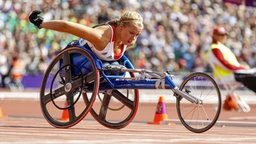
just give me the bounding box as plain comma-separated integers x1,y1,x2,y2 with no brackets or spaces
40,47,100,128
84,69,139,129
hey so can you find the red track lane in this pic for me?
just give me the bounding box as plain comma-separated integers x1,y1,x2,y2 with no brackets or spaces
1,97,256,143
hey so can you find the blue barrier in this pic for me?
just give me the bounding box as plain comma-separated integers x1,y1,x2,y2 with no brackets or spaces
21,73,47,89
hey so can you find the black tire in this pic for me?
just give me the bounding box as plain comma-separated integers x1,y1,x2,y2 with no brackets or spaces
176,72,221,133
40,47,100,128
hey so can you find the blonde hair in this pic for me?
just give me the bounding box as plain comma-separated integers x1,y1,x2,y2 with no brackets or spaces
107,11,144,28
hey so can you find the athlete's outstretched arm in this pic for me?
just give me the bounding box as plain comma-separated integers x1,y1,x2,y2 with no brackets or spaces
29,10,107,50
41,20,102,45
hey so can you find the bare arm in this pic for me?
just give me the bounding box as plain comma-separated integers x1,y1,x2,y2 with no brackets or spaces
41,20,108,50
29,10,110,50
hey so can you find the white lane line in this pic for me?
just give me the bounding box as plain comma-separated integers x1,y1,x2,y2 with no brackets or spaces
2,137,256,144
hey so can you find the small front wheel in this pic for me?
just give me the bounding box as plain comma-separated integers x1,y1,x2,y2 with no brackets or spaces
176,72,221,133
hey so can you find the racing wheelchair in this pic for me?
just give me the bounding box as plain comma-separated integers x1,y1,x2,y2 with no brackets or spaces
40,41,221,133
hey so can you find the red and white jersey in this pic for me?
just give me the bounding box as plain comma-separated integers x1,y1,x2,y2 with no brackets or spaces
79,25,127,61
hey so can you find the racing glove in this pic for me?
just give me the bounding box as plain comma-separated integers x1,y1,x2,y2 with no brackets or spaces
29,10,43,29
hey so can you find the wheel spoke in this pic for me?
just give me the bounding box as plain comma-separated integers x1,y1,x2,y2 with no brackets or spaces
84,72,96,83
42,77,82,104
98,94,111,121
70,77,83,91
111,90,135,110
42,86,65,104
63,53,72,83
66,94,76,121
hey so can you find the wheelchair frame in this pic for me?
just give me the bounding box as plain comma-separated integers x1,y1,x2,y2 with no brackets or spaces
40,45,221,133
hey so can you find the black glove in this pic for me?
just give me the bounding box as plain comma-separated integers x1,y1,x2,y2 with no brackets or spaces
29,10,43,29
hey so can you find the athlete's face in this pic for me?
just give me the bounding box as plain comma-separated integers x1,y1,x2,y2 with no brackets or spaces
120,23,143,47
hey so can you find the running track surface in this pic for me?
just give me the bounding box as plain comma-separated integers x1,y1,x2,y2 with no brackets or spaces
1,90,256,143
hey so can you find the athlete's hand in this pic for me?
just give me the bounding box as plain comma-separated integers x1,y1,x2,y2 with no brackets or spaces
29,10,43,29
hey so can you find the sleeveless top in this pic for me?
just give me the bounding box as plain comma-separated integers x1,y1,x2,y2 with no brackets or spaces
78,25,127,61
